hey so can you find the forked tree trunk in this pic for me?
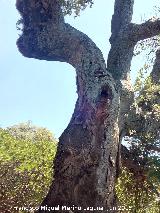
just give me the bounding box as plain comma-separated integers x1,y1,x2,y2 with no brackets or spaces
16,0,160,212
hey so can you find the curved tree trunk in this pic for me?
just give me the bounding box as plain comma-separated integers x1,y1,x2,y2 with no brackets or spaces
41,65,119,210
16,0,160,212
16,1,119,211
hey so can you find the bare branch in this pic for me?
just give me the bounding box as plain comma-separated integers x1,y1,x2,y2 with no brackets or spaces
110,0,134,43
127,19,160,43
151,48,160,84
121,145,145,175
16,0,105,71
108,0,135,80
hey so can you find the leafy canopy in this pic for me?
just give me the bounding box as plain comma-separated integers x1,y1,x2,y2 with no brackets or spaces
0,123,57,213
61,0,94,16
116,66,160,213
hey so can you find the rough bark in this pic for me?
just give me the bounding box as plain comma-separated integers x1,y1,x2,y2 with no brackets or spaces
151,48,160,84
107,0,160,141
15,0,160,212
16,0,119,211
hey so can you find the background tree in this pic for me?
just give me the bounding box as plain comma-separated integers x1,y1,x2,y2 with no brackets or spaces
15,0,160,211
115,33,160,212
116,62,160,212
0,123,57,213
7,121,55,142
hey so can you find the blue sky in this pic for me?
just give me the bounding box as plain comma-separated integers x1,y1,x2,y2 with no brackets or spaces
0,0,158,139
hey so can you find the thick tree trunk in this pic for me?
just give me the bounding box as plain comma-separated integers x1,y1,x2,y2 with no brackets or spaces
16,1,119,211
16,0,160,212
41,72,119,211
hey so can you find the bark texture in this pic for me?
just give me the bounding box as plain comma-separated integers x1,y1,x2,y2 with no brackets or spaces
16,0,119,211
16,0,160,212
151,48,160,84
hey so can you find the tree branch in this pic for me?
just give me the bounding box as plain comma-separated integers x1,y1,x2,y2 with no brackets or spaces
108,0,136,80
110,0,134,43
16,0,106,71
16,0,112,106
126,19,160,43
151,48,160,84
121,145,145,175
16,0,118,123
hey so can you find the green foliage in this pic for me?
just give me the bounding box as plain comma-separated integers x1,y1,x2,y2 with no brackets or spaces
134,64,150,93
61,0,94,16
7,121,55,142
0,123,57,213
116,68,160,213
134,69,160,115
134,36,160,61
116,167,160,213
